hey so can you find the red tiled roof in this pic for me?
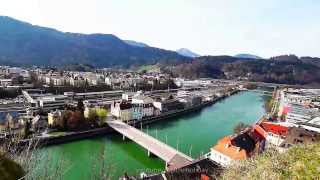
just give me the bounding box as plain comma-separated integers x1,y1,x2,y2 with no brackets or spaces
253,124,267,139
211,136,248,160
260,122,288,136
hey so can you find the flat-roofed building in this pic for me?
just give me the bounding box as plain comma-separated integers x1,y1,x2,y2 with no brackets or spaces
65,90,124,101
38,95,67,111
285,105,314,124
0,79,12,87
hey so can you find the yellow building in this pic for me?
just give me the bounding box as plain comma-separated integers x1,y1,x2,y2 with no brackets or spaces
48,110,63,126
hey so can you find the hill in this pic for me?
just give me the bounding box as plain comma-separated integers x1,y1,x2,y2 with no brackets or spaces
234,54,262,59
176,48,200,58
0,16,189,67
222,143,320,179
168,55,320,85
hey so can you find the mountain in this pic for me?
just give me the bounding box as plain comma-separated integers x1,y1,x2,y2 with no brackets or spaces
0,16,189,67
168,55,320,85
234,54,262,59
124,40,148,48
176,48,200,58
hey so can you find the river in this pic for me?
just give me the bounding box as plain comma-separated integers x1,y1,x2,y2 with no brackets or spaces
39,91,268,179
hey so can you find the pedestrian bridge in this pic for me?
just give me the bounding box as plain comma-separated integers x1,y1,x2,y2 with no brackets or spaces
107,120,193,170
242,89,273,96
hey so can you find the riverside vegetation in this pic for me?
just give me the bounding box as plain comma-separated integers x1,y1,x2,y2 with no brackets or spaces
2,138,320,179
222,142,320,180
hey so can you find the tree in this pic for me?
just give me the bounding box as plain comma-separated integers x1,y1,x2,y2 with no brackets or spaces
57,110,72,130
96,108,108,125
233,122,250,134
67,111,84,130
12,75,24,85
87,109,99,126
23,119,31,139
77,99,84,112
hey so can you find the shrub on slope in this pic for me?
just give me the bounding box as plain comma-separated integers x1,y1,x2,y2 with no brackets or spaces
222,143,320,179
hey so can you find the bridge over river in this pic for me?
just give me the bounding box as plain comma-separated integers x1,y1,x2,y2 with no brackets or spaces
107,120,194,171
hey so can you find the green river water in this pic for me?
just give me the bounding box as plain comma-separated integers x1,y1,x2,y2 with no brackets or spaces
39,91,268,179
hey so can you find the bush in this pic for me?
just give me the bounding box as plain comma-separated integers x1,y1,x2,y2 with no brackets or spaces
233,122,250,134
0,154,25,180
221,143,320,179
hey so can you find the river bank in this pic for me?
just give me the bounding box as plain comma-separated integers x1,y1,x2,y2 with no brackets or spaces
38,91,267,179
22,89,239,147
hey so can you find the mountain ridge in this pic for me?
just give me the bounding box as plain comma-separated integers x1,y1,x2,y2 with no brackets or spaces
0,16,190,67
124,40,149,48
176,48,200,58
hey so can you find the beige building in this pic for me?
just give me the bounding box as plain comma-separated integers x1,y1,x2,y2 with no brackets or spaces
48,110,63,127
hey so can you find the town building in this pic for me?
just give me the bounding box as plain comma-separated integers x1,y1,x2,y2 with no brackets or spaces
38,95,67,112
208,133,256,166
48,110,63,127
110,100,133,121
253,122,289,149
153,97,184,113
254,120,320,152
131,94,154,119
0,79,12,87
179,95,202,108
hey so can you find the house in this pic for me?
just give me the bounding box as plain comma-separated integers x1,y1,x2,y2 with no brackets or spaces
253,122,289,149
179,95,202,108
105,77,121,86
153,97,184,113
131,93,154,104
284,127,319,147
254,121,320,152
110,101,133,121
48,110,63,127
122,92,136,101
0,113,21,132
51,76,65,86
131,94,154,119
45,76,51,85
68,76,85,86
209,133,256,166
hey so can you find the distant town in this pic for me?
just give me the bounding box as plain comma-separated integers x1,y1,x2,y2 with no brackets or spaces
0,65,238,138
0,65,319,179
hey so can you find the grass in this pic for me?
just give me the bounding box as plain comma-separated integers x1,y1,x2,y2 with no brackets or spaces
137,65,160,73
48,131,67,137
221,143,320,180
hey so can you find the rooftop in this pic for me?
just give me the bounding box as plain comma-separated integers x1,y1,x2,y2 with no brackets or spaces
212,134,254,160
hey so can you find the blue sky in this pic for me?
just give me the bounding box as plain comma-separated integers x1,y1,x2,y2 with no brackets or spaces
0,0,319,58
